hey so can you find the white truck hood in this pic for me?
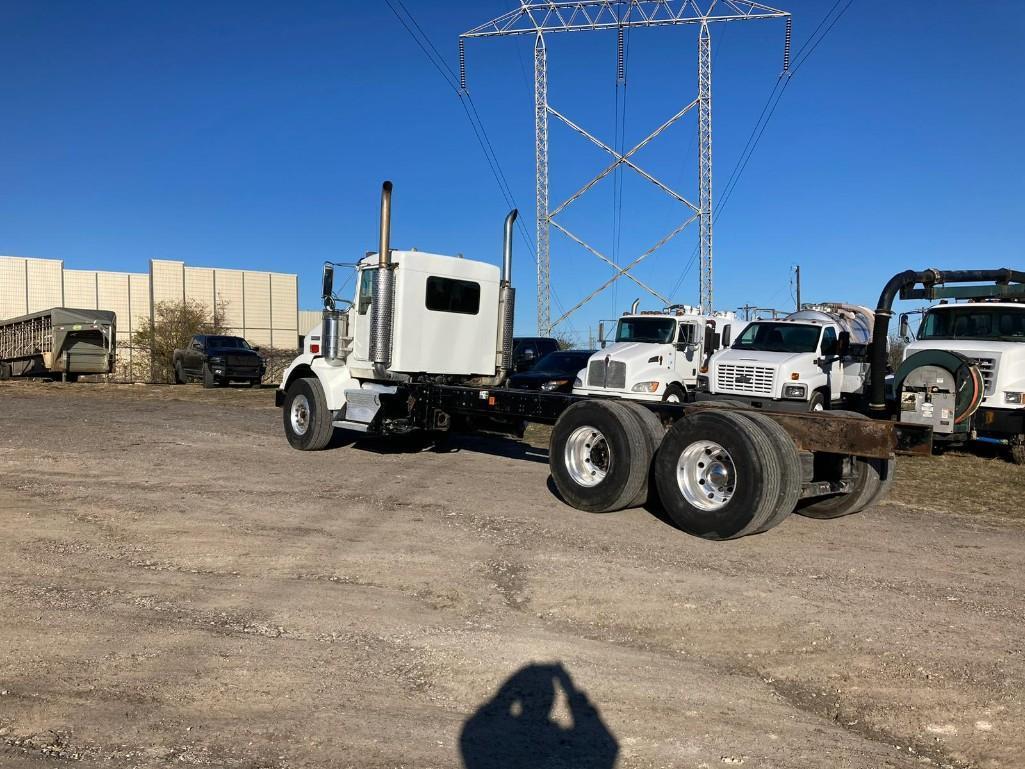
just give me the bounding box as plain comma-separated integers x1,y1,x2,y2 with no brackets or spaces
592,341,672,366
713,349,807,367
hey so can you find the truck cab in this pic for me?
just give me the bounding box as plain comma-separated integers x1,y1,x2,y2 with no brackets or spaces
903,300,1025,460
572,308,744,403
705,305,874,411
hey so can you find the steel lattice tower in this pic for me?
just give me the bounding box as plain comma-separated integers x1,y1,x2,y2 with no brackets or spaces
461,1,790,333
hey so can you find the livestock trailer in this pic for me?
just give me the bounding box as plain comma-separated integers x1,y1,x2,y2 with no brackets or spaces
0,307,116,382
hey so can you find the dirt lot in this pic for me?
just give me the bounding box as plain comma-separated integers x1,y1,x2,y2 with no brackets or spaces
1,381,1023,769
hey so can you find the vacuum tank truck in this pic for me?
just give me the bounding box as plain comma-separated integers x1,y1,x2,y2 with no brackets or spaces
277,182,931,540
702,304,874,411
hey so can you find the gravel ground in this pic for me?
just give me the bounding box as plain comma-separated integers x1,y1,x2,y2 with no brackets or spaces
1,381,1023,769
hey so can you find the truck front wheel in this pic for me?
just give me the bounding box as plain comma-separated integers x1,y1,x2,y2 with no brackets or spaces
283,377,335,451
662,383,687,404
1010,439,1025,466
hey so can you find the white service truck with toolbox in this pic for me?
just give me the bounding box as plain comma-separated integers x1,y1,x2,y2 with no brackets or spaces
874,268,1025,464
276,182,931,540
702,304,874,411
573,308,745,403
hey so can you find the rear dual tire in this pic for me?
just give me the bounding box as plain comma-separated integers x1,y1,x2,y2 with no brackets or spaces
653,410,795,540
796,411,895,520
549,400,654,513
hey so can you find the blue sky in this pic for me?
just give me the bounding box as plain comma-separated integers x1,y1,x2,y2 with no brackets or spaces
1,1,1022,340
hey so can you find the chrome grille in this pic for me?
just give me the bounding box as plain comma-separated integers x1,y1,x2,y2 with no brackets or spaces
716,364,775,396
968,356,996,396
586,359,627,389
607,361,626,389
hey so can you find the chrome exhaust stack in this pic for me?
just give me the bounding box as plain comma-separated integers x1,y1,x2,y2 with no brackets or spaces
320,262,346,365
370,181,395,376
630,298,640,314
497,209,518,379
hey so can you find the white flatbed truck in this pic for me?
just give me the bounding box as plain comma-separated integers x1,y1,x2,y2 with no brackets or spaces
277,183,931,540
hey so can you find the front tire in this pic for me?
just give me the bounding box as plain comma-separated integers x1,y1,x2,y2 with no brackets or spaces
662,383,687,404
283,377,334,451
808,390,827,412
173,361,186,384
1010,439,1025,465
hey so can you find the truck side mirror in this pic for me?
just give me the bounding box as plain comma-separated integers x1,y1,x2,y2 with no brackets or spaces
898,313,910,341
322,264,335,309
837,330,850,358
704,325,719,354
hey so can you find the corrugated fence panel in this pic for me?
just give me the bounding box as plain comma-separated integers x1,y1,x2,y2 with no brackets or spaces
63,270,98,310
213,269,244,330
151,260,185,306
97,273,132,334
129,274,151,333
298,310,321,335
271,274,298,349
26,258,63,313
184,267,215,313
0,256,28,319
243,271,271,332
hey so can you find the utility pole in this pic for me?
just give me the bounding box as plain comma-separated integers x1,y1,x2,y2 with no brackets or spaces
461,1,791,334
738,303,759,321
794,264,801,311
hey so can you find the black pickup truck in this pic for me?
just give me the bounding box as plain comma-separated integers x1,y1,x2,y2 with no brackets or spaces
173,334,265,388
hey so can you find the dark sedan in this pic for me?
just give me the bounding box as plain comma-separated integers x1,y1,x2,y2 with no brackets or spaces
507,349,596,393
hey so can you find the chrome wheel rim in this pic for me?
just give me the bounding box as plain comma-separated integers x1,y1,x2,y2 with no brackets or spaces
665,393,681,403
291,394,311,436
676,440,736,511
565,425,610,487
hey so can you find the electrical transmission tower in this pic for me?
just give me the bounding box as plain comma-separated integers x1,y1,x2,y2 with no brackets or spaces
461,1,790,334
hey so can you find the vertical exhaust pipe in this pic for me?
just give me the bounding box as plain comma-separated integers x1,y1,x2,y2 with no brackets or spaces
491,209,518,385
630,298,640,314
370,181,395,375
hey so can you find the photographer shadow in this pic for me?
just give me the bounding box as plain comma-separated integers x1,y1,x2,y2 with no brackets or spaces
460,663,618,769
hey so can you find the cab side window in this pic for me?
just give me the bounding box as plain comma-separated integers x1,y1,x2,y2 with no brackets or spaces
358,269,374,315
821,326,838,356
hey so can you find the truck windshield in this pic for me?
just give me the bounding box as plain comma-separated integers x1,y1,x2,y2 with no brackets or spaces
615,317,676,344
206,336,251,350
918,306,1025,341
732,322,821,353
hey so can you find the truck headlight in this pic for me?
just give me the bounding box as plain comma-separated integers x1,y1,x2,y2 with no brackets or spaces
1005,391,1024,404
631,381,660,393
783,383,807,399
696,375,709,392
573,376,582,388
541,379,570,392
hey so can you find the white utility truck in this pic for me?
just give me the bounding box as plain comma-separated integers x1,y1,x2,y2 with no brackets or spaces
276,182,932,540
573,307,745,403
881,269,1025,464
703,304,874,412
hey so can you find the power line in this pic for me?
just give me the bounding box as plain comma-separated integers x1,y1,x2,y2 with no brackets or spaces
383,0,582,339
668,0,856,302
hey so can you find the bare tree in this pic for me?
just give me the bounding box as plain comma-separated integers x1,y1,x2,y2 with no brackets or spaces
131,298,231,383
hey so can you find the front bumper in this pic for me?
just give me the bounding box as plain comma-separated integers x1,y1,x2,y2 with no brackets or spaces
571,386,662,402
974,405,1025,439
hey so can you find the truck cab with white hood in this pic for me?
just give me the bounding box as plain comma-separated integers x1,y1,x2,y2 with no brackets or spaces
704,304,874,411
572,307,744,403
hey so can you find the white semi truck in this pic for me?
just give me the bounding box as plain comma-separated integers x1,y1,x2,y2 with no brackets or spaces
276,182,932,540
572,307,745,403
702,304,874,412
